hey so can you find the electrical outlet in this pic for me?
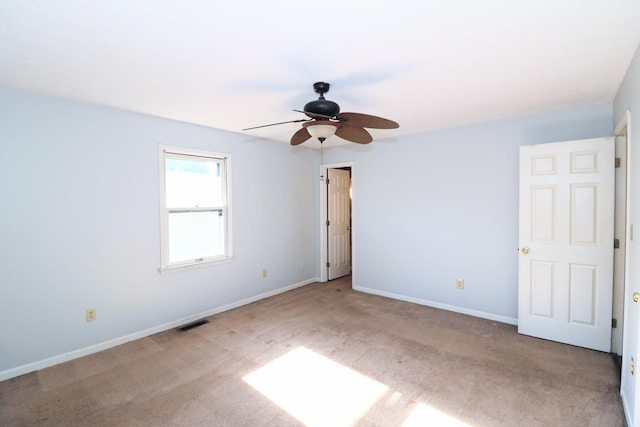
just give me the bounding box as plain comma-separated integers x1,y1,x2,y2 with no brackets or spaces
262,269,268,278
86,309,96,322
456,278,464,290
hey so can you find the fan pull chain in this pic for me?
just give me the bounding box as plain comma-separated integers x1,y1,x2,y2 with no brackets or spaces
319,139,324,181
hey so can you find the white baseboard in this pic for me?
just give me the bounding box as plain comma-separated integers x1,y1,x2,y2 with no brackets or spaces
621,387,633,427
353,285,518,326
0,278,319,382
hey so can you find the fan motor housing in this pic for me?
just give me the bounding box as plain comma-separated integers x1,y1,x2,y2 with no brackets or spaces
304,99,340,118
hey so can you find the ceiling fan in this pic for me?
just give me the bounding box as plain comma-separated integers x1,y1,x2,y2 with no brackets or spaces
243,82,399,145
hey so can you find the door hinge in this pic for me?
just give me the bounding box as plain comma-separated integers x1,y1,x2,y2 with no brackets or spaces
326,220,330,226
614,238,620,249
326,262,330,268
326,178,330,185
615,157,621,168
612,318,617,328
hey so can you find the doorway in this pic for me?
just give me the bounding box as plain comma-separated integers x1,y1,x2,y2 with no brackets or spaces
319,162,353,282
517,133,628,355
518,137,615,351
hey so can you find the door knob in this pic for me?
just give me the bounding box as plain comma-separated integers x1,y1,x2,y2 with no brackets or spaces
521,247,530,254
634,292,640,303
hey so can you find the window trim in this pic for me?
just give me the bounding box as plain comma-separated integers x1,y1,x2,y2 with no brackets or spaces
158,145,233,273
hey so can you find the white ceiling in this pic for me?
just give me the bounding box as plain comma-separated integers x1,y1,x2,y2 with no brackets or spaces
2,1,640,148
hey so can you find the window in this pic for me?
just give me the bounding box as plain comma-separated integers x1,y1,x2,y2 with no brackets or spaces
159,146,232,272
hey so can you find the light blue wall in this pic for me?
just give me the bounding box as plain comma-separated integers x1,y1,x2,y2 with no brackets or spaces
0,87,319,377
323,104,613,321
0,85,615,379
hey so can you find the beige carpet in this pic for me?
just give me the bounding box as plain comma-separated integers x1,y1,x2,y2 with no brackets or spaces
0,276,625,426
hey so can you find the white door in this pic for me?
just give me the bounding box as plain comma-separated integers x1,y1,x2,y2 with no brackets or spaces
327,168,351,280
518,137,615,352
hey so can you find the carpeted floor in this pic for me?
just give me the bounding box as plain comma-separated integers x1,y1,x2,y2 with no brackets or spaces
0,276,626,426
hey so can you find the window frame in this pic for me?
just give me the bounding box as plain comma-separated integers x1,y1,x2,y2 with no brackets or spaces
158,145,233,273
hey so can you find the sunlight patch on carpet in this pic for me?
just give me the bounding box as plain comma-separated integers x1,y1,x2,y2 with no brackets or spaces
403,402,472,427
243,346,388,426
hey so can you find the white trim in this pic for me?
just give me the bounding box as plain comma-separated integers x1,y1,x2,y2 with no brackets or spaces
0,278,318,382
319,161,354,283
615,110,631,135
353,285,519,326
612,113,630,355
158,256,234,274
622,390,633,427
618,109,635,426
158,144,233,272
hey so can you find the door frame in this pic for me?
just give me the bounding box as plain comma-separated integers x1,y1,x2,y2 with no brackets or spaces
613,114,629,356
319,161,354,283
617,110,636,427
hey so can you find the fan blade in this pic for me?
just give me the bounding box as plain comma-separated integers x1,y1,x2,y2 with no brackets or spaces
291,127,312,145
335,124,373,144
293,109,335,120
336,112,399,129
242,118,309,131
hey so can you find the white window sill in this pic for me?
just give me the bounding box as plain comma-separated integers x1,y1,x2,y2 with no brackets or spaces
158,256,234,274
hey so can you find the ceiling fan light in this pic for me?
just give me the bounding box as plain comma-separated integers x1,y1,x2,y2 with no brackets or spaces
306,123,337,140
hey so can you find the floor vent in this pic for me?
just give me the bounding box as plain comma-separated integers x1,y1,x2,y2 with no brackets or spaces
178,319,209,332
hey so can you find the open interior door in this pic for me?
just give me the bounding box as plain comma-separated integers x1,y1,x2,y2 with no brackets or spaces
518,137,615,352
327,168,351,280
